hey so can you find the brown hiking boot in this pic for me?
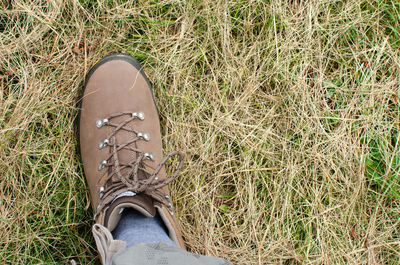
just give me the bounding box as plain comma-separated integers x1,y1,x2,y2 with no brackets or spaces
79,53,185,263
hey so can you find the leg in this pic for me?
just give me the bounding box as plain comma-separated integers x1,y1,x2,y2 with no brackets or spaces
111,242,232,265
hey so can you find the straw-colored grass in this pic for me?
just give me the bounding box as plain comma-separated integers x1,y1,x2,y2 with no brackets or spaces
1,0,400,264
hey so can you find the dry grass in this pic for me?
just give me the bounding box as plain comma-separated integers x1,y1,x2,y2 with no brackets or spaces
1,0,400,264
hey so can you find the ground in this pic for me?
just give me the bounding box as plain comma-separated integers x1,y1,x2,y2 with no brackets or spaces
0,0,400,264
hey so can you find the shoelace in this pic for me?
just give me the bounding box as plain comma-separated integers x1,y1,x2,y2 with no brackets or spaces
94,112,184,220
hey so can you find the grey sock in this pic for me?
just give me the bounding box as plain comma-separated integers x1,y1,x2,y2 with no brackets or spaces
112,208,176,247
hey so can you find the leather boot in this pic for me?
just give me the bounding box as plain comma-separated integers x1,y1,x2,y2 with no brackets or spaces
79,53,185,264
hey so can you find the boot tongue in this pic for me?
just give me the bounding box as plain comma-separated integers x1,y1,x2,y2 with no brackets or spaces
104,193,156,231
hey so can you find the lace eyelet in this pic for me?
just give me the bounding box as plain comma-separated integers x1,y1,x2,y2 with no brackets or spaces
98,139,109,149
137,132,150,141
99,186,104,198
98,160,107,171
144,152,155,160
96,118,108,128
132,112,145,120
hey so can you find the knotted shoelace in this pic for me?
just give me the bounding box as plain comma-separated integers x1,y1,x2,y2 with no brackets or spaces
94,112,184,220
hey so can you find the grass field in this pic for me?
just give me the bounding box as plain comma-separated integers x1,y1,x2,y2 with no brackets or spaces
1,0,400,264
